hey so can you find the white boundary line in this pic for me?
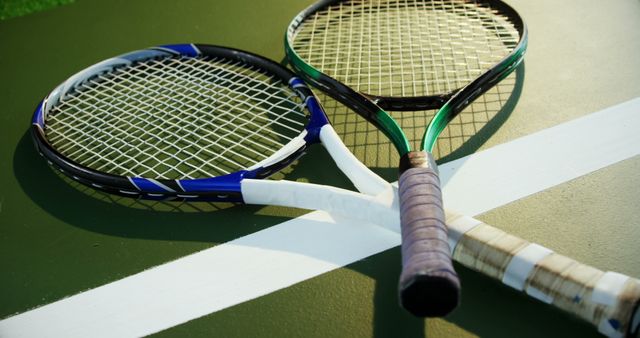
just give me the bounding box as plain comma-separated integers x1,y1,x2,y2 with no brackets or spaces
1,98,639,338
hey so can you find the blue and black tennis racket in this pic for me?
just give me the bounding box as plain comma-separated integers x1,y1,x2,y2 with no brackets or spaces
31,43,402,233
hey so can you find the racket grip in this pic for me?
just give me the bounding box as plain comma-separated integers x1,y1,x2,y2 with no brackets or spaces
447,212,640,338
397,151,460,317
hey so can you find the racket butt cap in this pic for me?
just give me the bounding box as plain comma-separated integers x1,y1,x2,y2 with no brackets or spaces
400,273,460,317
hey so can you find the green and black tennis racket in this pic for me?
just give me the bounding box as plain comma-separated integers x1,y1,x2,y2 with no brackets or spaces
285,0,527,316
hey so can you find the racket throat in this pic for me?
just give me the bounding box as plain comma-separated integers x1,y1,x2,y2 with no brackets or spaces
399,151,439,177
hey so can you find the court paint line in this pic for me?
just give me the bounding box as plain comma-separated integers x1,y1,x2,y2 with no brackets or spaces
440,97,640,216
1,98,639,337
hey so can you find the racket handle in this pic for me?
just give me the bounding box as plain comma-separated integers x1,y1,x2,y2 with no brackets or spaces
397,151,460,317
447,211,640,338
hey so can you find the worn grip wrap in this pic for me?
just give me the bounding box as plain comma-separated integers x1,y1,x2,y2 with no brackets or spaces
397,151,460,317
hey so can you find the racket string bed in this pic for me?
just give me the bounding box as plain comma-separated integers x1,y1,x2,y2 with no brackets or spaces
47,61,230,178
291,0,520,101
119,58,306,175
54,59,231,176
45,55,308,180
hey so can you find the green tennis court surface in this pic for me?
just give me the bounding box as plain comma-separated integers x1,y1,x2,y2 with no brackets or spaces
0,0,73,20
1,1,639,337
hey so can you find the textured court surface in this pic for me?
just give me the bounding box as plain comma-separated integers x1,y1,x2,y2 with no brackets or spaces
1,1,639,337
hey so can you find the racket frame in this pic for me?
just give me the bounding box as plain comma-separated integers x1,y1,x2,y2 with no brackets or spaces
31,44,331,202
284,0,528,153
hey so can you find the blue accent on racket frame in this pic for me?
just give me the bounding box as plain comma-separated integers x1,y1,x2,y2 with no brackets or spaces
158,44,201,57
130,177,176,193
177,170,256,200
288,76,328,143
32,101,45,127
302,95,329,144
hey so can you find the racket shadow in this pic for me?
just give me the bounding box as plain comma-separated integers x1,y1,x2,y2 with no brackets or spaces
354,248,599,338
324,62,527,184
12,130,297,245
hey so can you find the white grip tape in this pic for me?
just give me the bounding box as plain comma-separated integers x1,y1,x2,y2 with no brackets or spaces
592,272,630,306
598,319,624,338
319,125,390,196
526,286,555,304
240,179,398,231
446,215,482,253
593,273,634,338
502,243,553,291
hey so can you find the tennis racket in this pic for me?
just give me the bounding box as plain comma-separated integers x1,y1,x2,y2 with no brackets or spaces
285,0,527,316
30,43,398,224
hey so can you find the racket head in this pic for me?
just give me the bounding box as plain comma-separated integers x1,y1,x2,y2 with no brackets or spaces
31,44,329,202
285,0,527,151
